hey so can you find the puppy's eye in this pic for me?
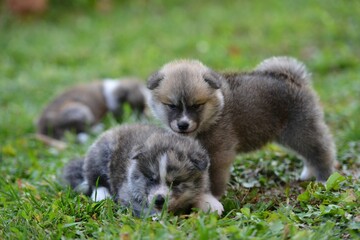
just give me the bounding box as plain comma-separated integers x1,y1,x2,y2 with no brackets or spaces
190,103,203,110
172,180,181,187
164,103,177,110
148,176,157,184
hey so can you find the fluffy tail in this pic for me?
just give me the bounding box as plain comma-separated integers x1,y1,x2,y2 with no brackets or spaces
255,56,311,86
62,157,91,195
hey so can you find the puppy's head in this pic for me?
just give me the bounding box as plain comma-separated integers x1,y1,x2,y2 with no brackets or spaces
114,80,147,113
127,133,210,213
103,79,147,119
147,60,224,136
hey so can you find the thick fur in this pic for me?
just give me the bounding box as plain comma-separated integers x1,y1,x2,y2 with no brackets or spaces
62,124,223,215
37,78,147,140
147,57,337,198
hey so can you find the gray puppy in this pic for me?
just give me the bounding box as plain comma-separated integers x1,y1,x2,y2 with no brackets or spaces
63,124,223,215
146,57,336,198
37,78,147,141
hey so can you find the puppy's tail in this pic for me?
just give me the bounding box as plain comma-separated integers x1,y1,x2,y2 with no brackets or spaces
255,56,311,87
62,157,91,195
35,133,67,150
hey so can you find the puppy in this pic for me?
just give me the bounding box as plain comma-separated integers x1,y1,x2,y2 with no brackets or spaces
147,57,337,198
62,124,223,216
37,78,147,142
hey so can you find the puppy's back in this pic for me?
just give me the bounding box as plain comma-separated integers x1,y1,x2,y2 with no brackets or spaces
220,57,319,152
37,82,106,139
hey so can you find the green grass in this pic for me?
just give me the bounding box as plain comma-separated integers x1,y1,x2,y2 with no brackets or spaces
1,0,359,239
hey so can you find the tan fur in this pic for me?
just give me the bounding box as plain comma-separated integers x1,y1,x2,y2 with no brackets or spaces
147,57,337,198
37,81,105,140
35,133,67,150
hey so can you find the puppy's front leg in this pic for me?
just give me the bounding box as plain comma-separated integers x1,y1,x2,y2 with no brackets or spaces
209,149,237,199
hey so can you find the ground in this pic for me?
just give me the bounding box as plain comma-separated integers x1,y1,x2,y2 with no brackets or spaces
0,0,359,239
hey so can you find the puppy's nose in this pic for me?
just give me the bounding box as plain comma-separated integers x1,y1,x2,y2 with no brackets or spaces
177,121,189,131
154,195,165,207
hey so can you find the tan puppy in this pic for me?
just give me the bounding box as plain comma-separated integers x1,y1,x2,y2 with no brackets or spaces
147,57,336,198
37,78,147,142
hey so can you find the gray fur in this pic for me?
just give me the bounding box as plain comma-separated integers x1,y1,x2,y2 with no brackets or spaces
147,57,337,198
37,78,147,140
62,157,91,195
62,124,223,215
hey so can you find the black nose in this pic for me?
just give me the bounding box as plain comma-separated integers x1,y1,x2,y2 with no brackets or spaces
177,121,189,131
154,195,165,207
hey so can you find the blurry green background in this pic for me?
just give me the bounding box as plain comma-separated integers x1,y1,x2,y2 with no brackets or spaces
0,0,360,140
1,0,359,143
0,0,359,239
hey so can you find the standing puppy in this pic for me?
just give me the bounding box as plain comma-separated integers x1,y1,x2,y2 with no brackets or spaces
37,78,147,141
63,124,223,215
147,57,336,198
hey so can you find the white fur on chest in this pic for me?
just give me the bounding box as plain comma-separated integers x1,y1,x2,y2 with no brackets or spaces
102,79,122,111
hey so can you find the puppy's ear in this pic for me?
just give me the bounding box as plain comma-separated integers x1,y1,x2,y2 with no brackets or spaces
204,70,222,89
189,152,210,171
130,145,144,160
147,71,164,90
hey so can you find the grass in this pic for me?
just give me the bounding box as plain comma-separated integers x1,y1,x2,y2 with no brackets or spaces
1,0,359,239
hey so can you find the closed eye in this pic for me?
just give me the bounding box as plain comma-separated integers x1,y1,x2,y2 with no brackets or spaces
162,103,177,110
146,174,159,184
189,103,204,110
166,178,182,187
172,180,181,187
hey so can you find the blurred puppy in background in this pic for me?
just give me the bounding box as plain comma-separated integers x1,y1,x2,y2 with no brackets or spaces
36,78,148,147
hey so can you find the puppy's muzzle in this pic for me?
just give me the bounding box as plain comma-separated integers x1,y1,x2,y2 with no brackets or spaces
177,120,189,131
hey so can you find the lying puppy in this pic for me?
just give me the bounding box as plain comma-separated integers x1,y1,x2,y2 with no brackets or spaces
63,124,223,216
146,57,337,198
37,78,147,142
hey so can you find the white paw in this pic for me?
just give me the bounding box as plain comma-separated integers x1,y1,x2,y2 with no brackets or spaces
196,193,224,215
74,181,90,194
91,187,111,202
77,133,89,144
300,165,315,180
91,123,104,134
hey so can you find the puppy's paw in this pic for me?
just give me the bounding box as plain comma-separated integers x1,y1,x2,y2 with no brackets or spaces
300,165,315,181
91,187,111,202
196,193,224,215
74,180,90,194
91,123,104,134
77,133,90,144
